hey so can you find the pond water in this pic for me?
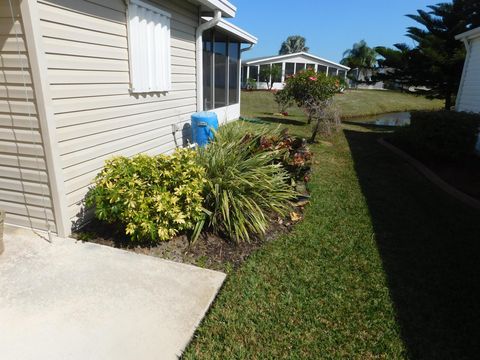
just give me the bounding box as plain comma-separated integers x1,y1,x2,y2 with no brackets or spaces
347,112,411,127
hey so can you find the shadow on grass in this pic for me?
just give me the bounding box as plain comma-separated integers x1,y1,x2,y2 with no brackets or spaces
341,120,397,132
257,116,306,126
344,128,480,359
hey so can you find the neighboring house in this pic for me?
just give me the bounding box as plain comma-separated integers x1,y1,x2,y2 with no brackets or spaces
456,26,480,152
456,27,480,113
348,68,386,90
0,0,256,236
241,52,349,90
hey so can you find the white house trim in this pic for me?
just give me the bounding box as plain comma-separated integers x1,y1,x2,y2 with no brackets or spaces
201,17,258,44
244,51,350,71
20,0,70,237
196,0,237,17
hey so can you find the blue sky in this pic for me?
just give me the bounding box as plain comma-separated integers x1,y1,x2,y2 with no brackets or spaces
230,0,437,62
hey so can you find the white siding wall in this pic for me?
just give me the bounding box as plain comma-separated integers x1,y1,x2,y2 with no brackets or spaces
0,0,56,232
37,0,199,225
457,38,480,113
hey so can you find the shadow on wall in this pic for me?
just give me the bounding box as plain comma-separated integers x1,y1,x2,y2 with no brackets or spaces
343,128,480,359
182,122,192,147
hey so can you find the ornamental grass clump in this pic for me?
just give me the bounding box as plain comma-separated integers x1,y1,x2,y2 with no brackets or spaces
195,123,297,243
86,149,205,242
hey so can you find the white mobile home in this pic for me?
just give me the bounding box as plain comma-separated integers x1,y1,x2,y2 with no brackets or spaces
456,27,480,113
0,0,256,236
456,26,480,151
241,52,350,90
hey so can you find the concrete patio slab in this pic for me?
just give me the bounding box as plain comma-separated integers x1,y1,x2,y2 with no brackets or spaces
0,225,226,360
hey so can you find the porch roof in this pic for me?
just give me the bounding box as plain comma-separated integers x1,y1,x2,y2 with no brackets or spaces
243,52,350,71
202,17,258,44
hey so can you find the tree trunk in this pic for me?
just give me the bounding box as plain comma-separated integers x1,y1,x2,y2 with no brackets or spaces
445,80,452,110
310,119,320,143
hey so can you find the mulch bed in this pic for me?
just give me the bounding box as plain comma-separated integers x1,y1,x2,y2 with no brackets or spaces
73,203,307,273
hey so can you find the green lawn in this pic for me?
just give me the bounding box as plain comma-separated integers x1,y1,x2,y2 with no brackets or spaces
241,89,443,120
183,91,479,359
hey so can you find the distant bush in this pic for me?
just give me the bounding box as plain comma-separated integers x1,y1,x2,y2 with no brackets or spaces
273,89,294,113
86,149,205,242
195,123,296,243
395,111,480,160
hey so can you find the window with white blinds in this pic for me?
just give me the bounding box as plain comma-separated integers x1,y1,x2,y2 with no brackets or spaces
128,0,171,93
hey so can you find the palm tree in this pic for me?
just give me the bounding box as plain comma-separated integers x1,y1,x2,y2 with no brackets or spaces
340,40,377,82
279,36,309,55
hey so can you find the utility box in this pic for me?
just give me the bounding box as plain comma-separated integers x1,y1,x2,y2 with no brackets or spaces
0,210,4,255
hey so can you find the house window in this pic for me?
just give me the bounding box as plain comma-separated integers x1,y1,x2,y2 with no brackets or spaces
306,63,316,71
128,0,171,93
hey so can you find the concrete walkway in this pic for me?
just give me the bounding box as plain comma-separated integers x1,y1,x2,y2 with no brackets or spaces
0,226,226,360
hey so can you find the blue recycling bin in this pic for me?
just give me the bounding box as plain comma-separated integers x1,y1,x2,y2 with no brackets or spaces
191,111,218,147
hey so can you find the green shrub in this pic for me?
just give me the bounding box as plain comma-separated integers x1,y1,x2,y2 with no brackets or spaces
284,69,338,109
273,89,294,113
195,123,296,243
86,149,205,242
395,111,480,160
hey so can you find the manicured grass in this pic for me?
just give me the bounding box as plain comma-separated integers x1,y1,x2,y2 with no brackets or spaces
241,89,443,120
335,89,443,118
183,92,480,358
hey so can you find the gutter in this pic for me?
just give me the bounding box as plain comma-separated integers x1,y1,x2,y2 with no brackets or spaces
196,10,222,112
241,43,254,53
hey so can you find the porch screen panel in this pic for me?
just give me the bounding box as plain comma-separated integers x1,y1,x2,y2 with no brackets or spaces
328,67,338,76
295,63,305,73
203,30,213,110
214,33,227,108
229,40,240,104
317,65,327,73
259,64,270,82
272,63,282,82
249,66,258,81
285,62,295,77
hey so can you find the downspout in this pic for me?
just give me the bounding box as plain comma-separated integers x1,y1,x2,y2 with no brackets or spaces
196,10,222,112
241,43,254,53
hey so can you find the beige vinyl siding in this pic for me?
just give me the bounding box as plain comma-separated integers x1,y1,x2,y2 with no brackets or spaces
457,38,480,113
37,0,199,224
0,1,56,232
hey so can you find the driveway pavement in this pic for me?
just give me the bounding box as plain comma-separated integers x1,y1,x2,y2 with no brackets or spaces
0,225,225,360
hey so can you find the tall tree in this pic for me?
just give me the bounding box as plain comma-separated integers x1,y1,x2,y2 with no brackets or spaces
279,36,309,55
374,43,413,91
405,2,471,109
340,40,377,83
